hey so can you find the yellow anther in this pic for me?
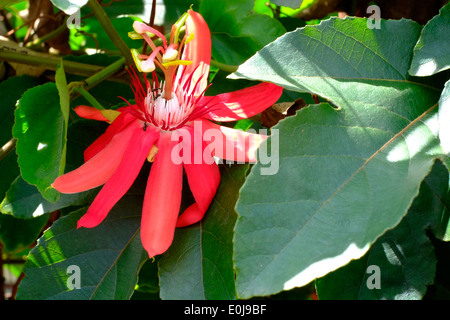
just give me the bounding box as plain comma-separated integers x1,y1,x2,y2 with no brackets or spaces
147,145,159,162
162,46,179,63
162,60,193,68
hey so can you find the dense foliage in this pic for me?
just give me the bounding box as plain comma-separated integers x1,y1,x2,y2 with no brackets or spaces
0,0,449,300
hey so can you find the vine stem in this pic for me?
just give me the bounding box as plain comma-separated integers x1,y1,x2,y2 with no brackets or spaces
87,0,133,67
0,138,16,163
68,56,126,109
210,59,238,73
83,56,126,89
25,16,68,49
0,49,103,77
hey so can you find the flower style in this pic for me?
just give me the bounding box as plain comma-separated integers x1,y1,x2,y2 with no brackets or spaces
52,10,283,257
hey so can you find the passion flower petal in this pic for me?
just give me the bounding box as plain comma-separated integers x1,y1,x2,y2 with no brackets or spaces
140,132,183,257
77,125,159,229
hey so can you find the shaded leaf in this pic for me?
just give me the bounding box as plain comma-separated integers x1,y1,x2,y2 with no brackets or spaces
158,164,248,300
16,194,147,300
0,212,49,253
200,0,286,65
0,175,97,218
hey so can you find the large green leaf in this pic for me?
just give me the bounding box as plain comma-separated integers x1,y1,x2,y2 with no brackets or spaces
13,83,66,202
316,160,450,300
158,164,248,300
16,194,148,300
1,115,107,219
409,2,450,76
230,17,444,298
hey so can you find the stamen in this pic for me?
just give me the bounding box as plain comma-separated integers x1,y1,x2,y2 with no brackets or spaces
147,145,159,162
162,44,179,63
133,21,168,48
137,47,163,73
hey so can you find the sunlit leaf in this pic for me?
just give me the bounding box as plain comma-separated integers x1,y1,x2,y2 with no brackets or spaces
13,83,65,202
231,17,444,298
409,2,450,76
316,160,450,300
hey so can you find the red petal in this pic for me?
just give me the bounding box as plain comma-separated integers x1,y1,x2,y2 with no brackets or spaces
77,125,159,229
52,119,141,193
75,105,109,122
140,132,183,257
197,82,283,122
196,119,268,162
175,10,211,97
176,125,220,227
83,109,136,162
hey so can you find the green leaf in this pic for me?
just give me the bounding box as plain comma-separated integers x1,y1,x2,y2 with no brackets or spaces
0,175,97,218
13,83,66,202
16,194,148,300
231,17,444,298
0,75,42,145
0,0,24,10
231,17,422,85
316,160,449,300
409,3,450,76
0,75,41,201
0,153,19,204
0,212,49,253
200,0,286,65
158,165,248,300
69,17,142,52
